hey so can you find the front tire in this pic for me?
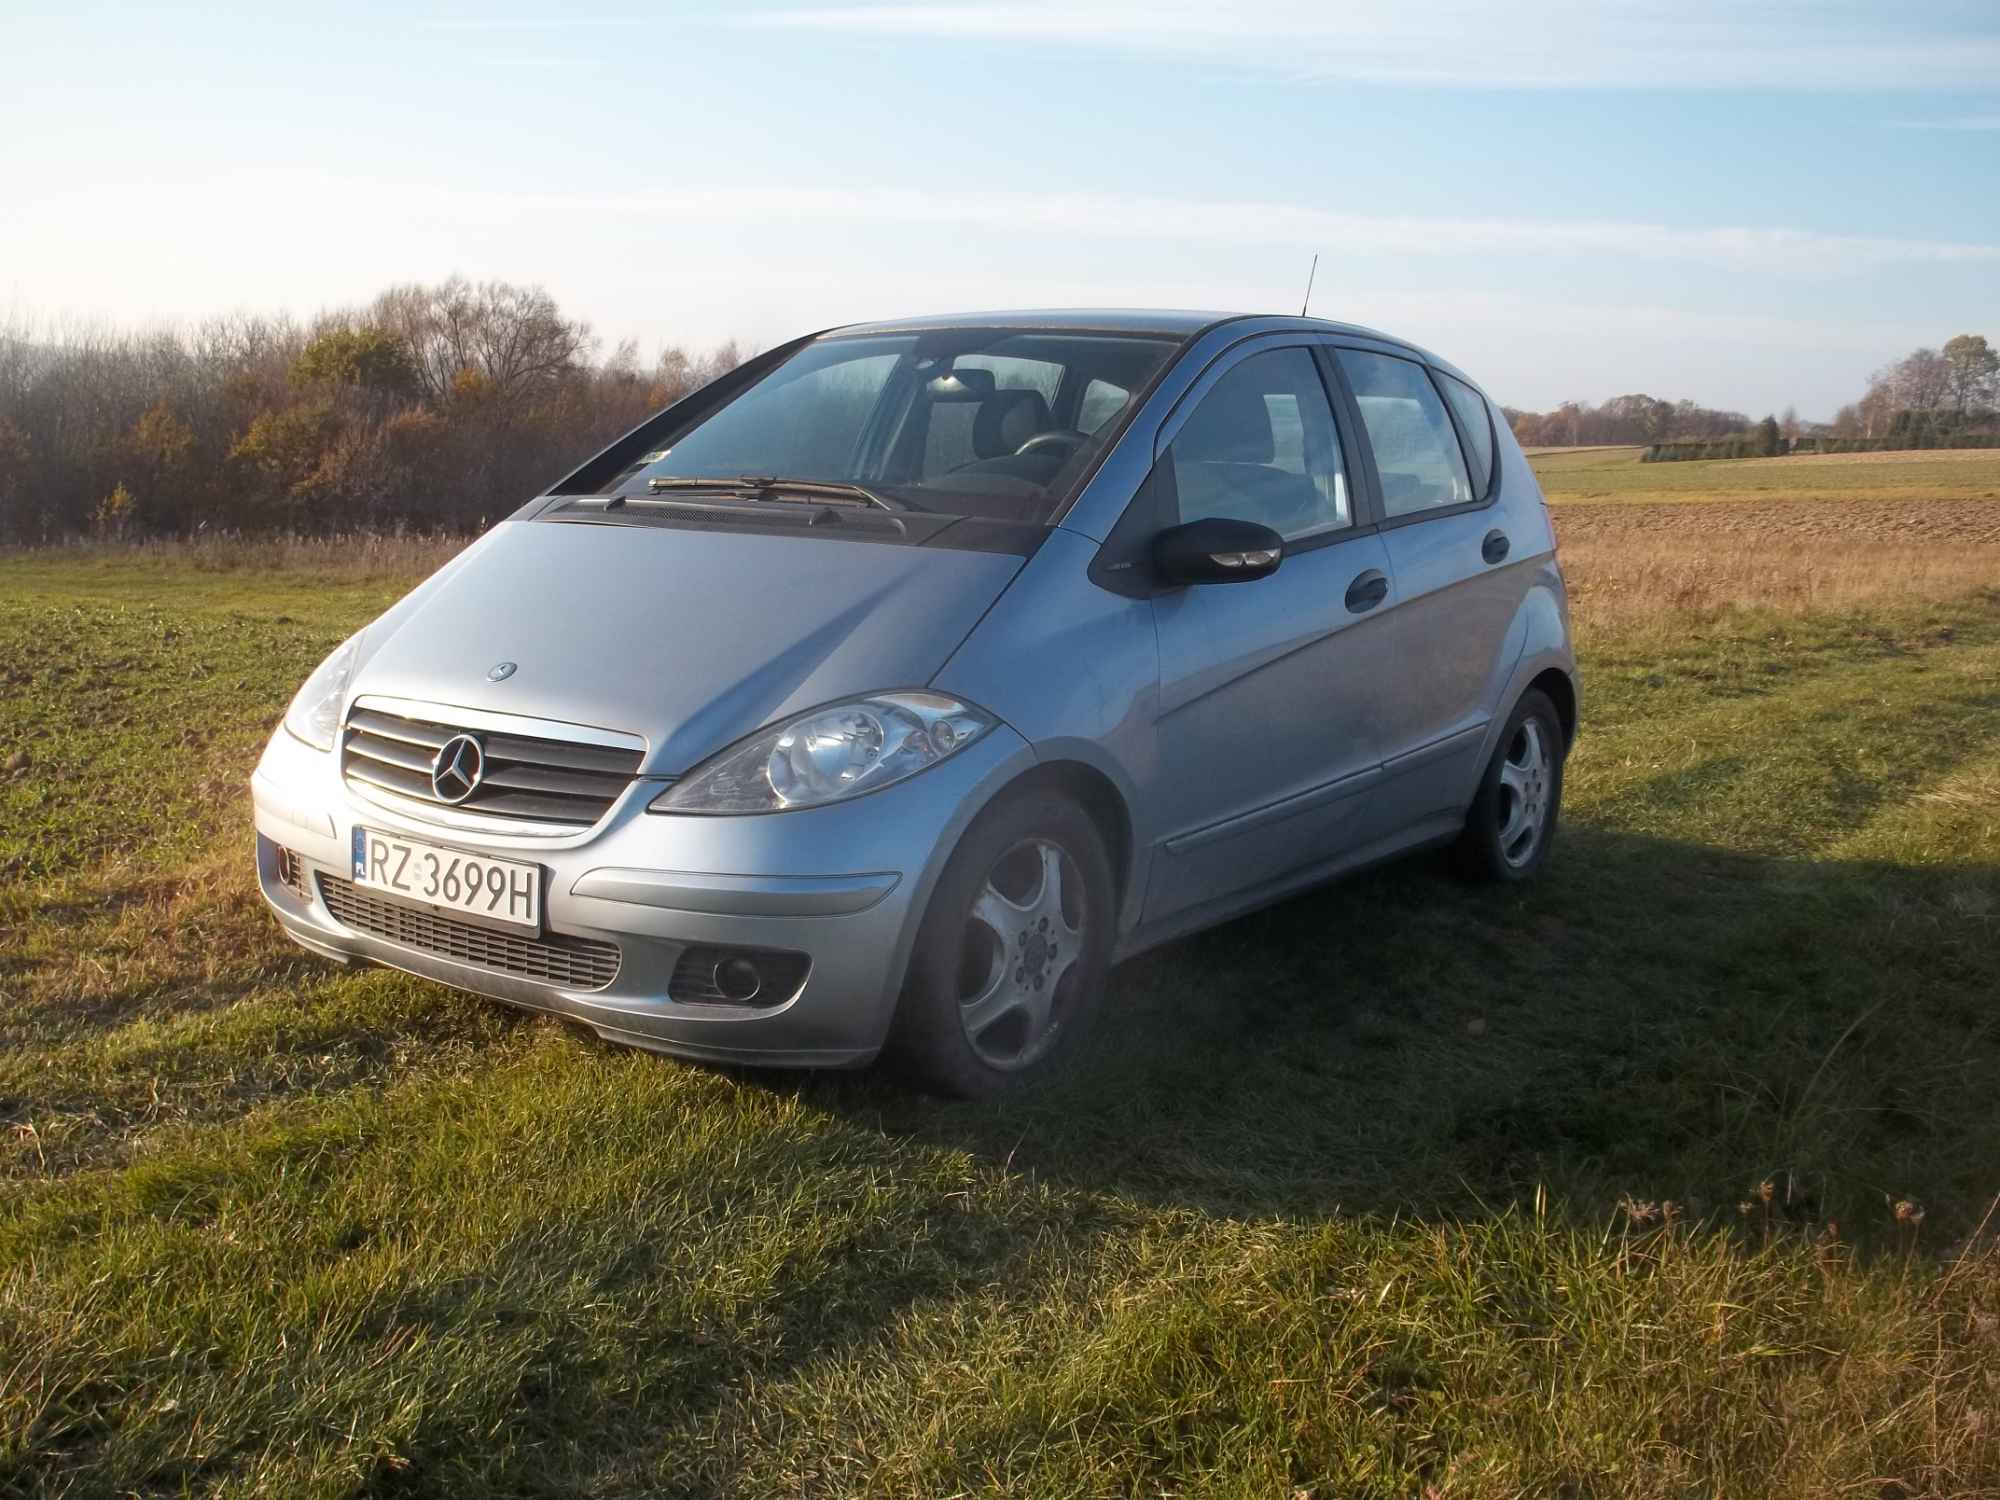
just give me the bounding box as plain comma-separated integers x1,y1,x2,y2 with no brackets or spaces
888,788,1114,1098
1452,689,1565,883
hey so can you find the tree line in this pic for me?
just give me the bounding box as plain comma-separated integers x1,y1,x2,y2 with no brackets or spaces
1505,333,1999,452
0,278,742,543
1503,394,1757,449
6,291,1996,538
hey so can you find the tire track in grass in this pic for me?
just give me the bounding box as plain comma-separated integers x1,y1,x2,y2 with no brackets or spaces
1567,627,2000,860
1560,623,2000,1235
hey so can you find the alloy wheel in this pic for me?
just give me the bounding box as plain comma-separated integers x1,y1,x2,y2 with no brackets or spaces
1495,717,1552,868
955,837,1087,1071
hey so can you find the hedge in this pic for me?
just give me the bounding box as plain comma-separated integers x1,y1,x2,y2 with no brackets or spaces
1642,434,2000,462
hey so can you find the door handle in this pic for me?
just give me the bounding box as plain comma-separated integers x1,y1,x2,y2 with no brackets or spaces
1344,569,1389,614
1481,529,1510,564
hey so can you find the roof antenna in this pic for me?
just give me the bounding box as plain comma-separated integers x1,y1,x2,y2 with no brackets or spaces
1300,253,1319,317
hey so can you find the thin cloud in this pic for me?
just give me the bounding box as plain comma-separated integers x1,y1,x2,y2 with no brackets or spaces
744,1,2000,90
547,186,2000,274
1887,114,2000,130
412,16,652,29
458,54,626,67
26,171,1995,278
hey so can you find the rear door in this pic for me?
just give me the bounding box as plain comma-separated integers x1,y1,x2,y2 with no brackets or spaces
1330,348,1526,820
1143,340,1400,924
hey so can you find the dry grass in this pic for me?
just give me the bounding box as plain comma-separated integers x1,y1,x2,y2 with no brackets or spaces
1559,531,2000,634
0,530,470,581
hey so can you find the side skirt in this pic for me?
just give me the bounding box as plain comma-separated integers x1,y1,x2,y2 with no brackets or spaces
1110,812,1464,965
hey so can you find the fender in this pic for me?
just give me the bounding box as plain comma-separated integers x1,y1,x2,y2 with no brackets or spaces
930,528,1161,938
1476,563,1578,772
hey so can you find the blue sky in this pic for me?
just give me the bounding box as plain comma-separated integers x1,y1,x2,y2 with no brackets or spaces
4,1,1997,417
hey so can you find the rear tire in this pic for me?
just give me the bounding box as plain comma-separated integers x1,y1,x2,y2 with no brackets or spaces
888,788,1114,1099
1452,689,1565,884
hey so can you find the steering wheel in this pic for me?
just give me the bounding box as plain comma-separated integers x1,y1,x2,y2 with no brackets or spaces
1013,428,1089,460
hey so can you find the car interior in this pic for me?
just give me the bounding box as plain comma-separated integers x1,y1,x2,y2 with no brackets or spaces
883,339,1170,520
1164,352,1352,540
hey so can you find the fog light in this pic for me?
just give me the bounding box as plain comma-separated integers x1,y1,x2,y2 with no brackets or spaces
274,844,310,900
670,945,811,1007
714,957,763,1003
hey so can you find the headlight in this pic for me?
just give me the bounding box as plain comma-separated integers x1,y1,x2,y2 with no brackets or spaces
282,633,363,752
651,692,997,814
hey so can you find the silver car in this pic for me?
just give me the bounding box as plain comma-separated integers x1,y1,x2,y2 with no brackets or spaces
253,310,1576,1096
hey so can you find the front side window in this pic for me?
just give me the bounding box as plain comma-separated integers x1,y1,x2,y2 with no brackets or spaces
1165,348,1351,542
1337,350,1473,517
599,331,1179,526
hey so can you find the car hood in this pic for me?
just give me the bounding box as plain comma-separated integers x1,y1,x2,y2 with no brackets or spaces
348,518,1027,775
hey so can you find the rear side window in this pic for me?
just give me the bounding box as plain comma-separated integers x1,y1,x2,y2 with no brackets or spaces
1336,350,1472,518
1437,372,1496,500
1166,347,1351,541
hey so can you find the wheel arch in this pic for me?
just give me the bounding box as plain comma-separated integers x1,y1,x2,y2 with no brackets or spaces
989,758,1136,922
1526,665,1578,749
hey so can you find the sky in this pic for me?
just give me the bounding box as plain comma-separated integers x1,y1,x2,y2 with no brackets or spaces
3,0,1998,418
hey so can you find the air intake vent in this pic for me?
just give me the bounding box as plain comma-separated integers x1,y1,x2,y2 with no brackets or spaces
319,875,620,990
342,706,643,828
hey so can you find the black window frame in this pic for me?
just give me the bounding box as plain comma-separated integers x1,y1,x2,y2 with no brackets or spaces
1317,344,1504,534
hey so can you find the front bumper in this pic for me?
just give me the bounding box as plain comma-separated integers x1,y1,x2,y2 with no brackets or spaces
251,721,1034,1066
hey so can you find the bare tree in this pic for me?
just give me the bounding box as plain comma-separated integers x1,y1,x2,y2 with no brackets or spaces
0,286,736,541
370,277,595,406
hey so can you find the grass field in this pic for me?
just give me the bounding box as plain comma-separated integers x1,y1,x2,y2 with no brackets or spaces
4,473,2000,1495
1533,444,2000,511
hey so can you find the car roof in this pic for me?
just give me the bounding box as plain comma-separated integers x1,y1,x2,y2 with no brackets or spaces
823,308,1401,344
816,309,1474,391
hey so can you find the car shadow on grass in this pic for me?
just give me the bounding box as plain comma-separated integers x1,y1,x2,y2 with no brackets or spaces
788,826,2000,1244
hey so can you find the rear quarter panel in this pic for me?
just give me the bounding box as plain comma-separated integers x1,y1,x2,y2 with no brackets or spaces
1475,420,1576,770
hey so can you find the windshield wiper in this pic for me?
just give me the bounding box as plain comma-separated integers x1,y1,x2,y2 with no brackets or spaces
640,474,906,512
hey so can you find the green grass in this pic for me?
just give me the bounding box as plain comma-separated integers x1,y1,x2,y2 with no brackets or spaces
3,549,1998,1497
1530,444,2000,507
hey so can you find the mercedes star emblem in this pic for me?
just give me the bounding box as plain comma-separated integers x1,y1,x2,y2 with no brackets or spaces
430,733,485,804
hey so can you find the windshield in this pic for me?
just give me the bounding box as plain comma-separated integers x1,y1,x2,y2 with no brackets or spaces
595,330,1181,525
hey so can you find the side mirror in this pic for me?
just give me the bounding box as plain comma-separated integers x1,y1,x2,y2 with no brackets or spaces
1152,517,1285,586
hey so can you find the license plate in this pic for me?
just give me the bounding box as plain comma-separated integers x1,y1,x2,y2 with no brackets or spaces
351,827,541,931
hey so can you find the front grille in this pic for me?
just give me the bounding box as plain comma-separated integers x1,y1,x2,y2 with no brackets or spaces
341,707,643,827
318,875,621,990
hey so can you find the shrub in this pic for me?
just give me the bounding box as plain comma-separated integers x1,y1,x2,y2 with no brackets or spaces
93,480,137,534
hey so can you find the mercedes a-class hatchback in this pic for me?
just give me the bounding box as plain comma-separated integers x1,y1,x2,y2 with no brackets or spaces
254,311,1576,1096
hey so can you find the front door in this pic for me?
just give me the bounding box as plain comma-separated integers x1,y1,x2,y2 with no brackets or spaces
1143,343,1400,924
